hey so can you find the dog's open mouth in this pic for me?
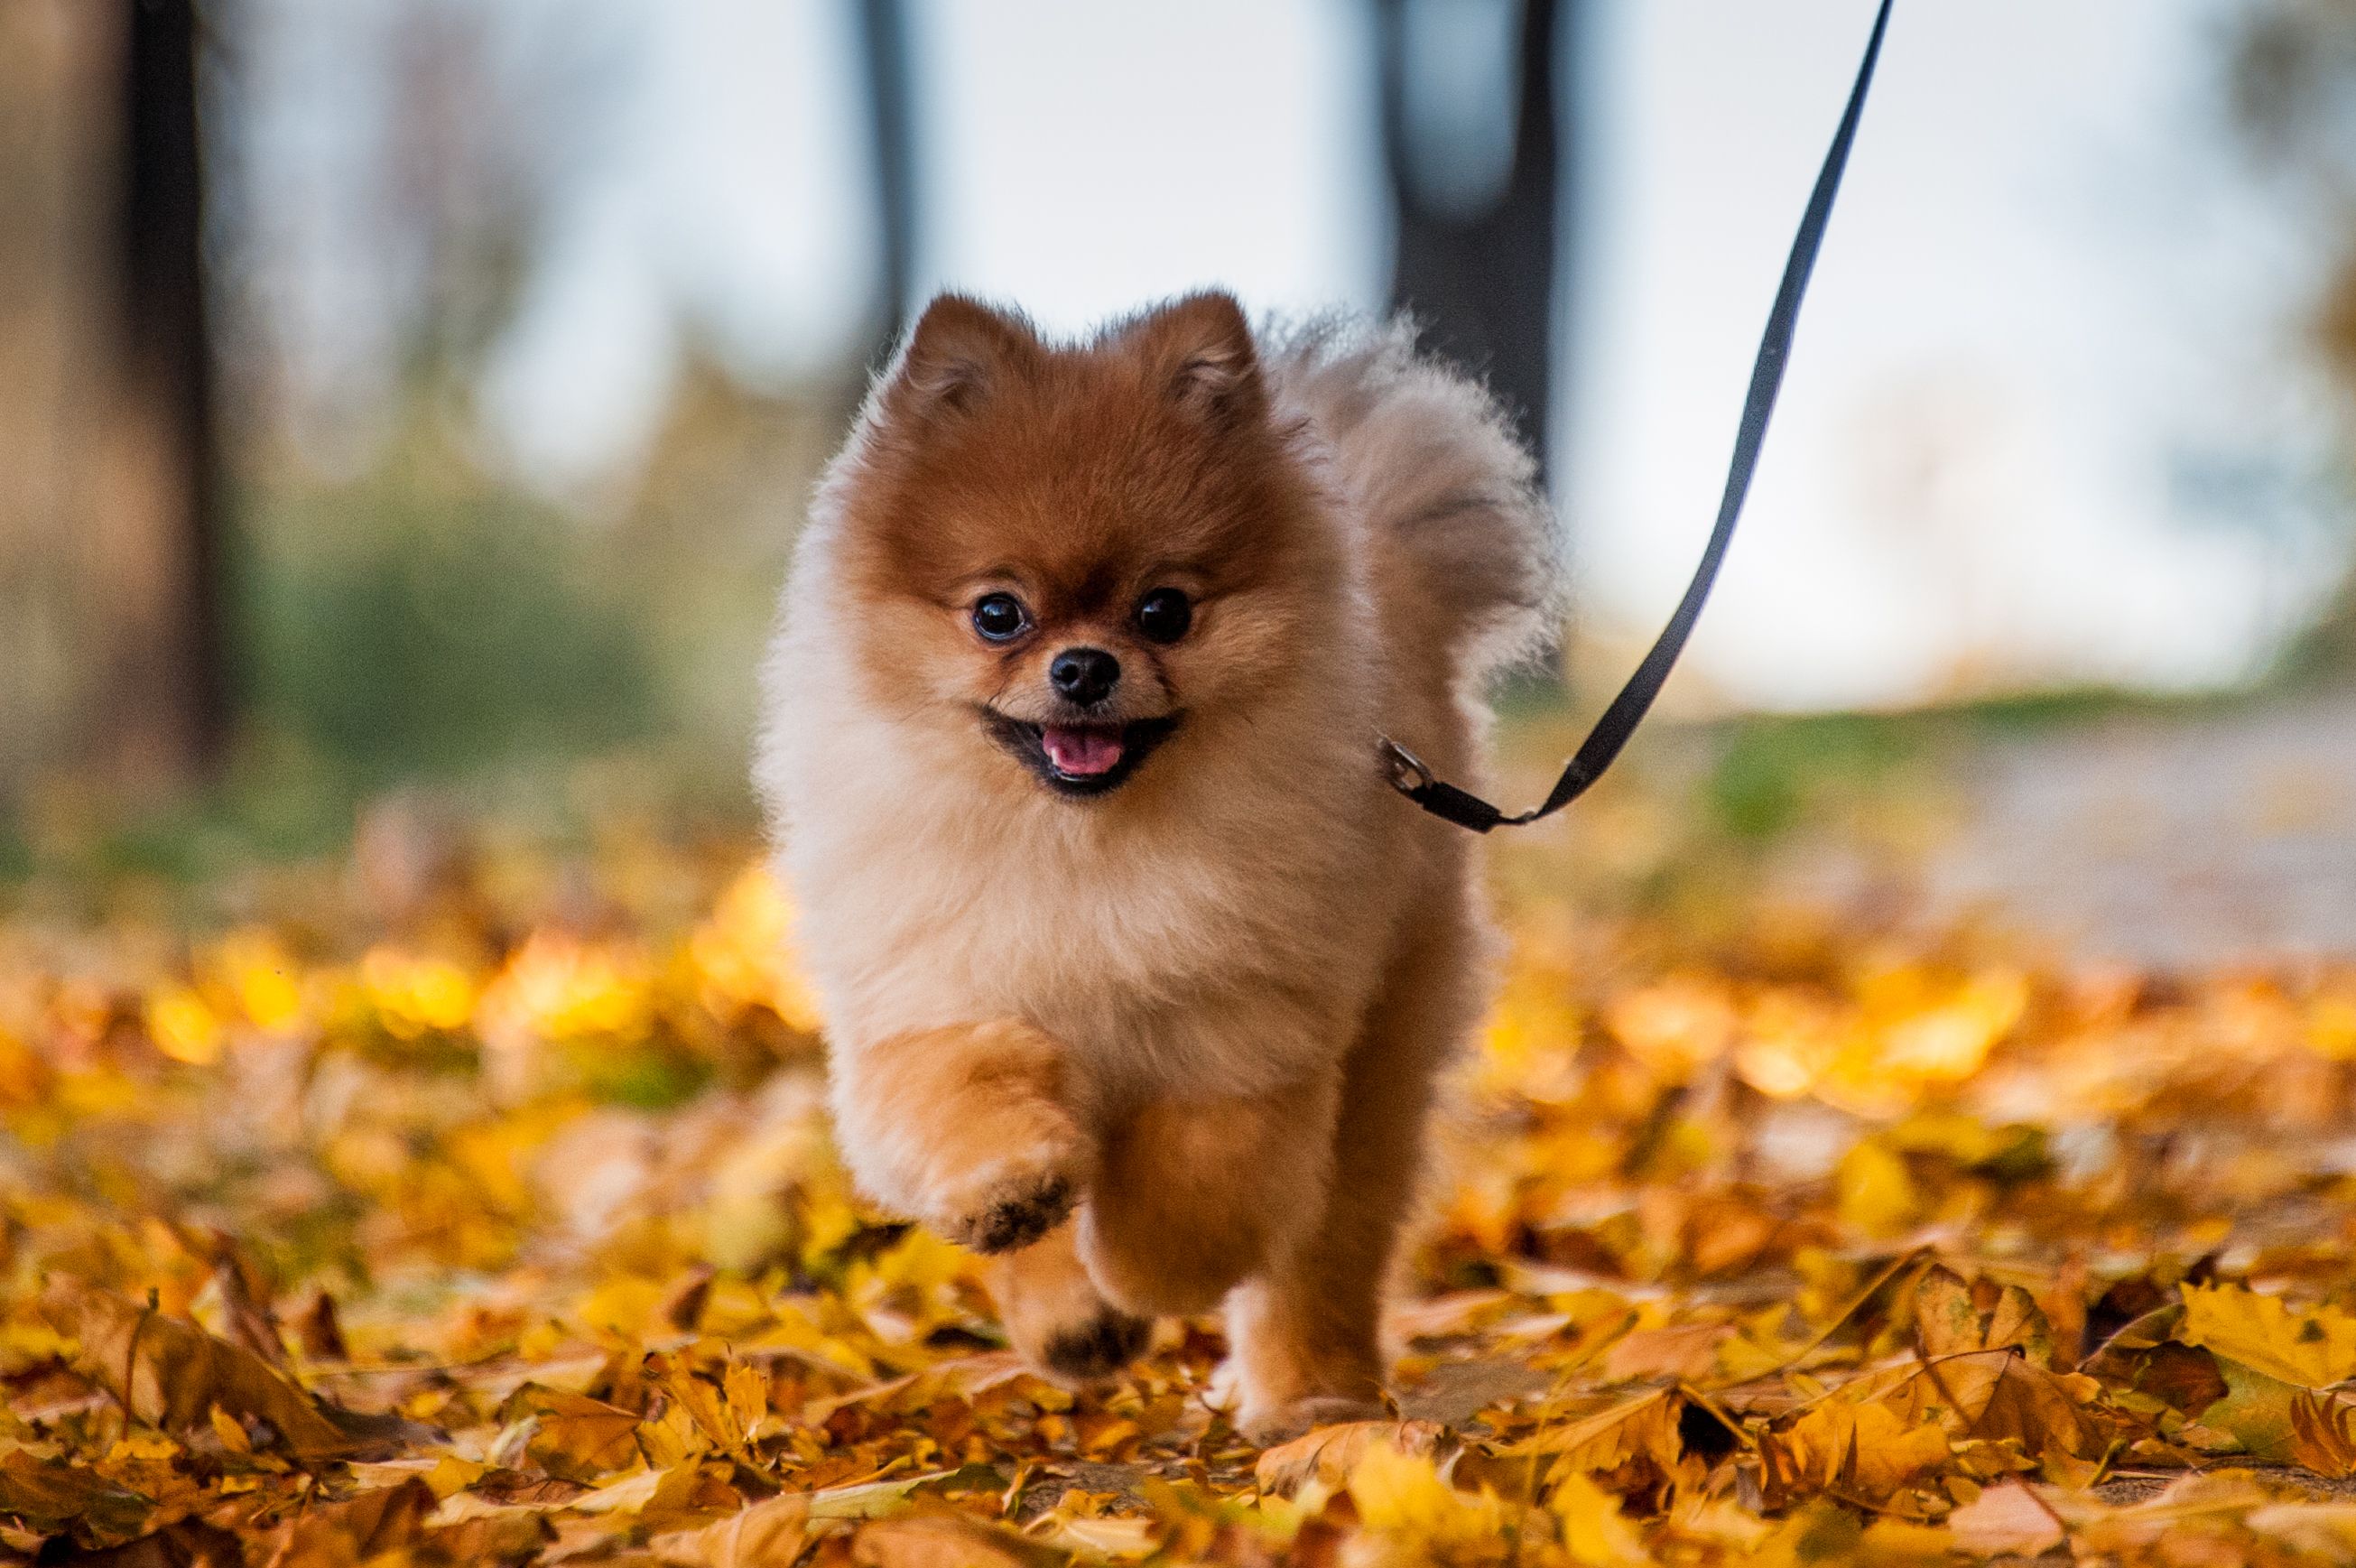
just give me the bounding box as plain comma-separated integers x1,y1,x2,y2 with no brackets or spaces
983,712,1181,797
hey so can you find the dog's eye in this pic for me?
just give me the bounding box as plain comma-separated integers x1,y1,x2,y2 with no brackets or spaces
970,593,1031,642
1135,588,1192,645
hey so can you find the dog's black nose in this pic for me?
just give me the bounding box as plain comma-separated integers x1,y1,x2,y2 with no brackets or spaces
1048,646,1120,706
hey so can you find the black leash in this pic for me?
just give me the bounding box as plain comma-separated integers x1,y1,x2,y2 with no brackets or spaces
1383,0,1896,834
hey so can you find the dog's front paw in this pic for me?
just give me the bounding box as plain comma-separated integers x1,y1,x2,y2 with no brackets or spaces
987,1220,1150,1385
933,1161,1081,1255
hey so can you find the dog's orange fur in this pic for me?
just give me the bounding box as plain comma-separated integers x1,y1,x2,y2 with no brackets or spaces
758,292,1556,1437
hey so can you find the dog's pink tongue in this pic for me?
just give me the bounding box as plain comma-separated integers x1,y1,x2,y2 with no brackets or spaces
1042,726,1124,777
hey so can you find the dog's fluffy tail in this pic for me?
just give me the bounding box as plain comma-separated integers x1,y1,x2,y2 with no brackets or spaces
1264,316,1563,696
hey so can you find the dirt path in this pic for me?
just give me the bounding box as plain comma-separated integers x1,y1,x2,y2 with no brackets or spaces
1915,695,2356,968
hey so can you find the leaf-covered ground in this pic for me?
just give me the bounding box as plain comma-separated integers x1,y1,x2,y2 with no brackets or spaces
8,812,2356,1566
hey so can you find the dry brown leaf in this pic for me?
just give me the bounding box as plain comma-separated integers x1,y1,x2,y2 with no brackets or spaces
203,1248,291,1371
292,1291,348,1363
652,1491,812,1566
1254,1419,1447,1497
0,1448,153,1543
1756,1399,1950,1508
2068,1470,2286,1555
1460,1385,1688,1501
1914,1264,2055,1365
49,1519,246,1568
1599,1322,1722,1383
1869,1349,2100,1460
1044,1512,1162,1559
650,1350,770,1455
41,1279,357,1461
426,1509,557,1566
850,1514,1043,1568
809,1472,960,1518
2291,1387,2356,1478
1387,1289,1513,1341
660,1266,719,1332
497,1384,646,1482
255,1477,435,1566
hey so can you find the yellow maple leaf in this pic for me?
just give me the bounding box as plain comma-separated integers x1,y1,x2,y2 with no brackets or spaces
2180,1283,2356,1390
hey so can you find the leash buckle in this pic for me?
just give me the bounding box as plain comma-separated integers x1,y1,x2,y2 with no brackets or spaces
1378,737,1434,797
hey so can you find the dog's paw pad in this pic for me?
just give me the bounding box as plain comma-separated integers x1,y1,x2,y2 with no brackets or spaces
949,1173,1073,1255
1040,1308,1150,1381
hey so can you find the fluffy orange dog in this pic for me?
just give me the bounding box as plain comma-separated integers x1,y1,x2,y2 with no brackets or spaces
757,292,1556,1437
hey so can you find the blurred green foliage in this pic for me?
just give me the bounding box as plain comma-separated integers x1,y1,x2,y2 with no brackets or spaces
1703,714,1915,842
237,470,657,784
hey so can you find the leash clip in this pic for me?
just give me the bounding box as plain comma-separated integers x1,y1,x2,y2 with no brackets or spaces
1379,736,1508,831
1378,737,1433,797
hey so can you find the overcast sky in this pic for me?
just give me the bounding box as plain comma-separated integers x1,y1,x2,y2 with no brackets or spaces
234,0,2349,710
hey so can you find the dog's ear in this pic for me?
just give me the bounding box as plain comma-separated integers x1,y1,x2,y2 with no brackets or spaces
887,294,1038,418
1122,292,1265,427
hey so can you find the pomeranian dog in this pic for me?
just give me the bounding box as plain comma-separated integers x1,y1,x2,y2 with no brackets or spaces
756,291,1556,1437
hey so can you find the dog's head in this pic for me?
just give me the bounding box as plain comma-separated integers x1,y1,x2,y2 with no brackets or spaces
828,292,1335,800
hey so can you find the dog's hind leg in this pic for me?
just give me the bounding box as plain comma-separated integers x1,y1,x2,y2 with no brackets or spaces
1222,909,1482,1441
1078,1074,1340,1320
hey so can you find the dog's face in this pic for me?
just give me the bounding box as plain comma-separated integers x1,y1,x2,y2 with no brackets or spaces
830,292,1332,800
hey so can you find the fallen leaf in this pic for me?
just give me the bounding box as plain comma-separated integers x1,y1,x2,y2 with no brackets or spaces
811,1471,959,1517
2293,1387,2356,1478
42,1279,357,1461
292,1292,348,1363
426,1509,556,1565
202,1247,291,1371
0,1449,153,1543
2247,1500,2356,1557
497,1385,645,1482
2195,1359,2307,1462
850,1514,1041,1567
1914,1264,2055,1364
46,1519,245,1567
1549,1470,1649,1566
1834,1140,1919,1239
1255,1420,1448,1497
1045,1511,1160,1558
2180,1282,2356,1389
1756,1398,1950,1508
1946,1480,2065,1557
1600,1322,1724,1382
256,1477,435,1565
1869,1349,2101,1461
652,1491,812,1567
1510,1387,1685,1475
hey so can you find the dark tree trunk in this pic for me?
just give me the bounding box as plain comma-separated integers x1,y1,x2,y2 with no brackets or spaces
854,0,918,363
111,0,228,782
1377,0,1567,478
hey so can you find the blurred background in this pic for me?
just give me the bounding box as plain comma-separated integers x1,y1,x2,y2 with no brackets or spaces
4,0,2354,956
